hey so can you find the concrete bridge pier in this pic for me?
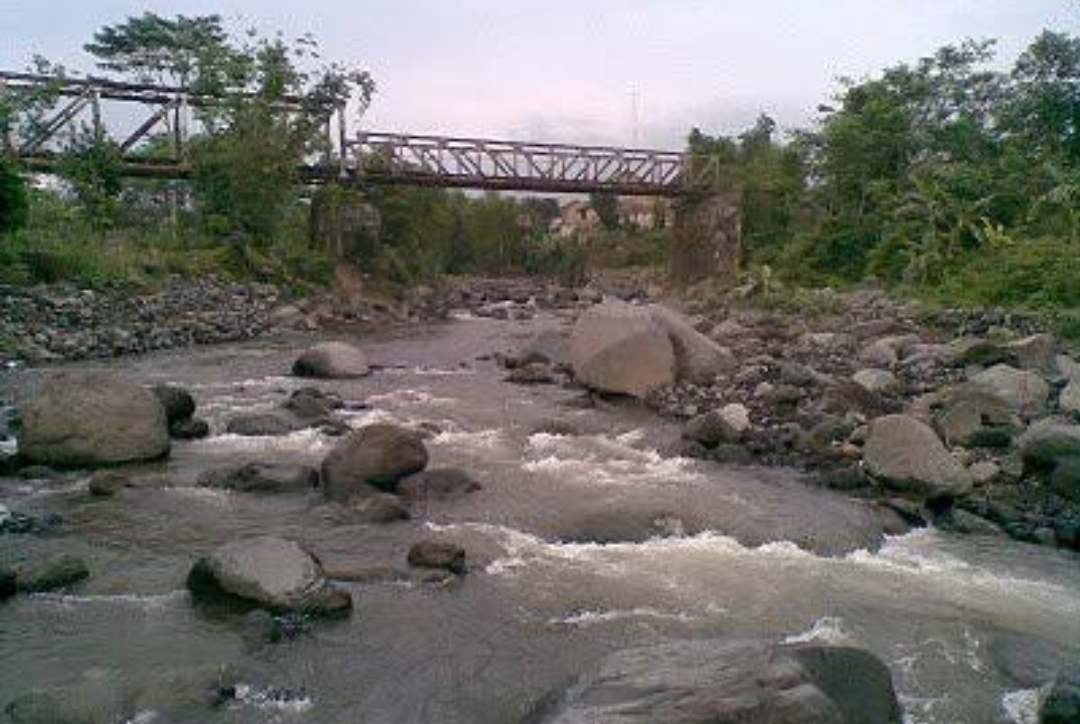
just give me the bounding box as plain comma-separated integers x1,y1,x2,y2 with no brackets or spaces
669,191,741,286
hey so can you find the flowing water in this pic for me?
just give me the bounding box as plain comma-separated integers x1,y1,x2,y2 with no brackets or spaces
1,312,1078,724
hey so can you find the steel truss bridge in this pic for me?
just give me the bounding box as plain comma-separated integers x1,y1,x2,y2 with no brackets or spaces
1,71,719,196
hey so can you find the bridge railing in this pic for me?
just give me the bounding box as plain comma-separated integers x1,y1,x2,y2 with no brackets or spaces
348,132,719,196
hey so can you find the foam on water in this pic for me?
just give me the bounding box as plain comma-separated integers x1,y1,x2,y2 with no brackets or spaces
197,428,334,455
366,388,458,406
431,428,505,450
233,684,313,714
782,616,852,645
523,431,700,487
29,590,188,612
550,607,699,627
1002,688,1044,724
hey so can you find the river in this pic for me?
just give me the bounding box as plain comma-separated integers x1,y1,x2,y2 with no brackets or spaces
2,311,1078,724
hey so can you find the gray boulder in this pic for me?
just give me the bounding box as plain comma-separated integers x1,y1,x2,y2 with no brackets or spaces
1018,420,1080,501
969,364,1050,415
852,369,900,395
569,300,676,398
197,462,319,493
292,341,370,379
187,535,350,616
684,404,750,448
515,330,570,368
863,415,973,497
935,388,1019,447
321,423,429,501
1007,333,1056,372
646,304,736,384
528,639,901,724
225,411,305,437
1060,380,1080,415
18,373,170,467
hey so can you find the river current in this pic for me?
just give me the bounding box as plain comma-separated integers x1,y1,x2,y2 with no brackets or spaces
1,312,1078,723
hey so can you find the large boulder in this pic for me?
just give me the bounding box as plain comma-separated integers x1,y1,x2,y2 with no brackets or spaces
187,536,350,616
935,388,1020,447
968,364,1050,415
1008,333,1057,373
569,301,676,398
646,304,736,384
528,639,902,724
863,414,973,497
292,341,370,379
18,373,170,467
321,423,429,501
1018,420,1080,501
1060,380,1080,415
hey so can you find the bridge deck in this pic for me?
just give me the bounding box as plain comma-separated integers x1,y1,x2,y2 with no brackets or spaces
2,72,718,195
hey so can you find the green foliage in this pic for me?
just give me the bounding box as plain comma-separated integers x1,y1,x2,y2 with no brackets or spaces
84,13,228,86
588,192,619,230
0,156,29,234
56,134,124,227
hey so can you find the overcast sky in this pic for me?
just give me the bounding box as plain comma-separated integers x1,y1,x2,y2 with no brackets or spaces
1,1,1077,148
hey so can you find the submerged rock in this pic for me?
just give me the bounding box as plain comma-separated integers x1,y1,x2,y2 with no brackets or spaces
15,554,89,593
292,341,370,379
407,540,466,574
321,423,429,501
398,468,482,502
224,411,305,437
527,639,902,724
863,415,973,497
197,462,319,493
88,470,131,497
187,536,351,616
18,372,170,467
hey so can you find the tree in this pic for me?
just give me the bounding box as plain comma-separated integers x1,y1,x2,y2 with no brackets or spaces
84,13,229,87
589,191,619,230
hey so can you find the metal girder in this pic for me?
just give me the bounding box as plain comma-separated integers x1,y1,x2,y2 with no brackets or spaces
349,132,719,196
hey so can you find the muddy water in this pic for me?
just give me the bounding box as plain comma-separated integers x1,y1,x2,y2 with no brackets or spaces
1,313,1078,724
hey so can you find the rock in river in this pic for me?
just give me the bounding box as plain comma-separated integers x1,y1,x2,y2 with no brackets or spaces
187,536,350,616
15,554,90,593
292,341,370,379
569,300,676,398
863,414,973,498
321,423,429,501
18,372,170,467
407,540,466,574
528,638,902,724
198,462,319,493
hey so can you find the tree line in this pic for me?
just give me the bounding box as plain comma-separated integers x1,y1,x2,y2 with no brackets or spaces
693,31,1080,309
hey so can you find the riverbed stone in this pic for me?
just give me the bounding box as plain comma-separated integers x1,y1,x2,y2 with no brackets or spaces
346,492,410,523
15,554,89,593
4,675,133,724
170,417,210,439
684,405,749,448
18,372,170,467
528,639,902,724
197,462,319,493
398,468,482,502
0,568,15,599
968,364,1050,415
1008,333,1056,372
407,540,466,574
1060,381,1080,415
187,535,351,616
321,423,429,501
863,415,973,497
569,300,676,398
1018,420,1080,501
852,369,900,395
283,387,344,420
88,470,131,497
514,329,570,368
152,383,196,425
292,341,370,379
936,388,1019,447
224,411,305,437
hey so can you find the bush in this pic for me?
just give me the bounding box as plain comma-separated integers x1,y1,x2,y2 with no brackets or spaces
0,156,28,234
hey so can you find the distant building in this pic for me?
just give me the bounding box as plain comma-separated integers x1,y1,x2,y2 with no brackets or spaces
550,200,601,238
617,196,671,231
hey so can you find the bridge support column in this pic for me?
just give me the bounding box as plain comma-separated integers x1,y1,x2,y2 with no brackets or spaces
669,191,741,286
309,187,381,269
